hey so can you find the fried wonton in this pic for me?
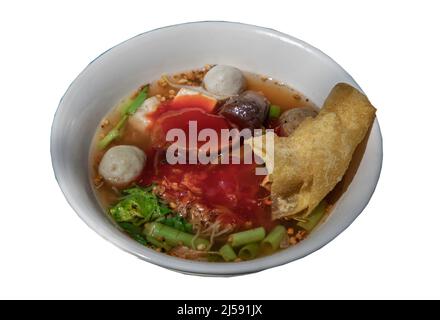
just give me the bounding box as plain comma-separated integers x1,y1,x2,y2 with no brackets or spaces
271,83,376,219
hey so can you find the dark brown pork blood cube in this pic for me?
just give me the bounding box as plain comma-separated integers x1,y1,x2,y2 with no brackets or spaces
218,91,269,130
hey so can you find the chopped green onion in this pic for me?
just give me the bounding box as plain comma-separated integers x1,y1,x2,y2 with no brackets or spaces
219,244,237,262
228,227,266,248
269,104,281,118
238,243,260,260
297,200,327,232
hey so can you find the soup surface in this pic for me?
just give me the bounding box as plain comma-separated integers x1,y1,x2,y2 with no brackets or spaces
90,65,334,262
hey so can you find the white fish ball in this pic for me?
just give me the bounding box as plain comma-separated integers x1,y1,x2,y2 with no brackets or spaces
203,65,246,96
98,145,146,186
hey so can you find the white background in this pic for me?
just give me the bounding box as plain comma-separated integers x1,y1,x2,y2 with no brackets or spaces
1,0,439,299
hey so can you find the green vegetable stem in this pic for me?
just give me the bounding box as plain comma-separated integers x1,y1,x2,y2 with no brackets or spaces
144,222,209,250
238,243,260,260
219,244,237,262
98,85,149,149
261,225,287,252
123,85,150,115
228,227,266,248
97,115,128,149
297,200,327,232
145,235,172,251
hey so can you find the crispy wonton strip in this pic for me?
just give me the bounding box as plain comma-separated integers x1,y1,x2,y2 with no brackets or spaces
271,83,376,219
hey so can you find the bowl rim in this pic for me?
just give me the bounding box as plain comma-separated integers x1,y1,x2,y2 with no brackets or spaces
51,20,383,276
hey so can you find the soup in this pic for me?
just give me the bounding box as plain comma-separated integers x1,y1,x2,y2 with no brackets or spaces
90,65,376,262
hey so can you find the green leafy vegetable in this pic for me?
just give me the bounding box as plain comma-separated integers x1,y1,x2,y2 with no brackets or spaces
110,185,202,251
98,85,149,149
158,215,193,233
118,222,148,246
109,185,169,225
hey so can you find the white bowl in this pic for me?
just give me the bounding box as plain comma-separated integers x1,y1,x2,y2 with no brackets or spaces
51,21,382,276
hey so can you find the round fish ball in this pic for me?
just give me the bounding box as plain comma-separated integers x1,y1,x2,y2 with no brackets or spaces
203,65,246,96
280,107,318,136
98,145,146,186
